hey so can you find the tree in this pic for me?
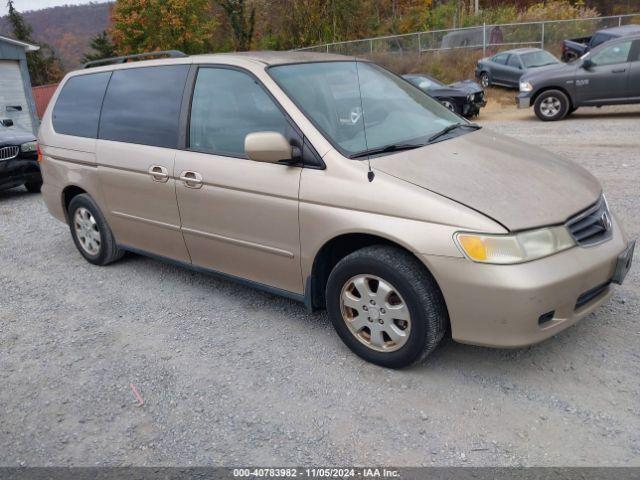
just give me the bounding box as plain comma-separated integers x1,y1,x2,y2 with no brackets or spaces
215,0,255,51
6,0,62,85
111,0,217,55
81,31,117,64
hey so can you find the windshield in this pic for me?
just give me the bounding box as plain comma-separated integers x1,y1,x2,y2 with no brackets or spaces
406,75,443,90
269,61,464,157
521,51,559,68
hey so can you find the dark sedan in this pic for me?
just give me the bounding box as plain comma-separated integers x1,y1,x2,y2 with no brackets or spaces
0,119,41,193
403,74,486,117
475,48,561,89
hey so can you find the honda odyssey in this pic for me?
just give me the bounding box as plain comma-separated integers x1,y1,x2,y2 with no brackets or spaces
38,51,634,368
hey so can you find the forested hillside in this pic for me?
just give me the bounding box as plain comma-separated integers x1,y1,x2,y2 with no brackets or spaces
0,2,112,69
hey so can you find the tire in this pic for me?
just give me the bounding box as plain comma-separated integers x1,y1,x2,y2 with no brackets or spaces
440,98,458,114
479,72,490,88
533,90,570,121
567,106,578,116
68,194,124,266
24,180,42,193
326,245,448,369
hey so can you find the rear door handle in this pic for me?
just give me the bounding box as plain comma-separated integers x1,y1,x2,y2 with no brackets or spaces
612,68,626,73
179,170,203,189
148,165,169,183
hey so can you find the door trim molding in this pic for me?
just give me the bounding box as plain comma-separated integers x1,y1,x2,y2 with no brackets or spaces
181,226,295,258
111,210,181,231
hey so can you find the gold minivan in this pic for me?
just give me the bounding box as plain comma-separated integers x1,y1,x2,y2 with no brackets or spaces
39,51,634,368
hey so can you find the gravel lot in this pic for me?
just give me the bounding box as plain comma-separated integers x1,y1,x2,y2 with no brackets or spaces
1,105,639,467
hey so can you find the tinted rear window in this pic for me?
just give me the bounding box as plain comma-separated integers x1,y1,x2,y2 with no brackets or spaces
52,72,111,138
99,65,189,149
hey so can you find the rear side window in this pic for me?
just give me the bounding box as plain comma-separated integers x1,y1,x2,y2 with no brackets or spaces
52,72,111,138
189,68,289,157
492,53,508,64
507,55,521,69
99,65,189,149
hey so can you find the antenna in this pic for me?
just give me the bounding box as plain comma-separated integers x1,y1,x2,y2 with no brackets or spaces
354,60,375,182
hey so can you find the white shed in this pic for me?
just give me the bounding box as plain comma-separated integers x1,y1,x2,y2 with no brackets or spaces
0,35,39,134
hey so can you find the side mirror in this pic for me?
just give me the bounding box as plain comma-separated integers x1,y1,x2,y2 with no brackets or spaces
245,132,293,164
582,58,593,70
1,118,14,127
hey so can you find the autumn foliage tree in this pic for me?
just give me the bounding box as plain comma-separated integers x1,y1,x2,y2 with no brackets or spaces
111,0,217,55
81,31,117,64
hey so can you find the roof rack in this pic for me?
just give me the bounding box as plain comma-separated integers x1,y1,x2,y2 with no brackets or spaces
82,50,188,69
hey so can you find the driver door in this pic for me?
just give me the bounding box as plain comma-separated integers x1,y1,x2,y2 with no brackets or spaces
576,40,632,104
174,66,304,294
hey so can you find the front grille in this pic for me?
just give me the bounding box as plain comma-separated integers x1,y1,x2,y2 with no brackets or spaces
575,280,611,310
566,196,612,246
0,145,19,161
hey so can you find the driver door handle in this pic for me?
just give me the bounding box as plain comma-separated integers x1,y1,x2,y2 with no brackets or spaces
148,165,169,183
179,170,203,189
612,68,626,73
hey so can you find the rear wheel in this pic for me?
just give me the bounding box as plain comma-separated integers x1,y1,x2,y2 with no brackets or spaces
326,245,448,369
534,90,570,121
68,194,123,266
24,180,42,193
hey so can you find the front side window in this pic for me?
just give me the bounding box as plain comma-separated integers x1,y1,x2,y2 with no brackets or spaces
99,65,189,149
591,41,632,66
521,51,559,68
52,72,111,138
189,68,289,157
269,61,462,157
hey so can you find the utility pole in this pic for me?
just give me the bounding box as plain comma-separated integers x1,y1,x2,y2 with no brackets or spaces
475,0,479,15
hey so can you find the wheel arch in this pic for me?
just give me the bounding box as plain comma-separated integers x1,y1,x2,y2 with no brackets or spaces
531,86,574,109
306,232,444,312
61,185,88,222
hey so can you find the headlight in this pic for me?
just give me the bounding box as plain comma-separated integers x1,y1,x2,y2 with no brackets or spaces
455,226,575,264
21,141,37,153
467,94,473,101
519,81,533,92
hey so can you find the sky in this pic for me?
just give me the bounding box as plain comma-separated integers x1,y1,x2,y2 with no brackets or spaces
0,0,102,16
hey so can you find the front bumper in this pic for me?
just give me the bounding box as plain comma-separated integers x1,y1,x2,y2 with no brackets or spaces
516,91,533,109
0,154,41,190
420,218,630,348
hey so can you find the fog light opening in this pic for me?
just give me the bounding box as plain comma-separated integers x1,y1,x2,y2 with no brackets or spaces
538,311,555,326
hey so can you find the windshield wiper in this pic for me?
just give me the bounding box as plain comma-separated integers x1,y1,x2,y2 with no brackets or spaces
427,123,481,144
349,143,424,159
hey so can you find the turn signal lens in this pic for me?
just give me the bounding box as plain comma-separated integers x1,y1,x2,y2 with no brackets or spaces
37,144,42,163
455,226,575,264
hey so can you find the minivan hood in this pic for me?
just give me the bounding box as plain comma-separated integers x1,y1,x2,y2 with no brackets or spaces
371,129,601,231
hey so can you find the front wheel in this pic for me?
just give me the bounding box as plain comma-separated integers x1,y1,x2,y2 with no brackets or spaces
326,246,448,369
534,90,570,121
68,194,124,266
440,98,458,114
479,72,490,88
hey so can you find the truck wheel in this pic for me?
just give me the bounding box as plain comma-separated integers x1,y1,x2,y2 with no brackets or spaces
326,245,448,369
68,194,124,266
534,90,570,121
479,72,490,88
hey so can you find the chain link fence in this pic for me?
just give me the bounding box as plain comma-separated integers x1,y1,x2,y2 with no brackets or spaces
296,13,640,60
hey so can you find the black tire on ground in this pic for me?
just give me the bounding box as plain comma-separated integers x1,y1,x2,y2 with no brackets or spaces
24,180,42,193
479,72,490,88
67,193,124,266
567,106,578,115
533,89,570,121
440,98,459,114
325,245,448,369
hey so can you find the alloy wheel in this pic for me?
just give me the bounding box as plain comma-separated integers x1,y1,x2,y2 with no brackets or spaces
340,274,411,352
441,100,455,112
540,96,561,118
73,207,101,255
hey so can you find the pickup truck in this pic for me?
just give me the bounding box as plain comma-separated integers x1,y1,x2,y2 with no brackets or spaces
562,24,640,62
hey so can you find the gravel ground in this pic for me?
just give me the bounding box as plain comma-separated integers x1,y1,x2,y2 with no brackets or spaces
1,105,639,467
